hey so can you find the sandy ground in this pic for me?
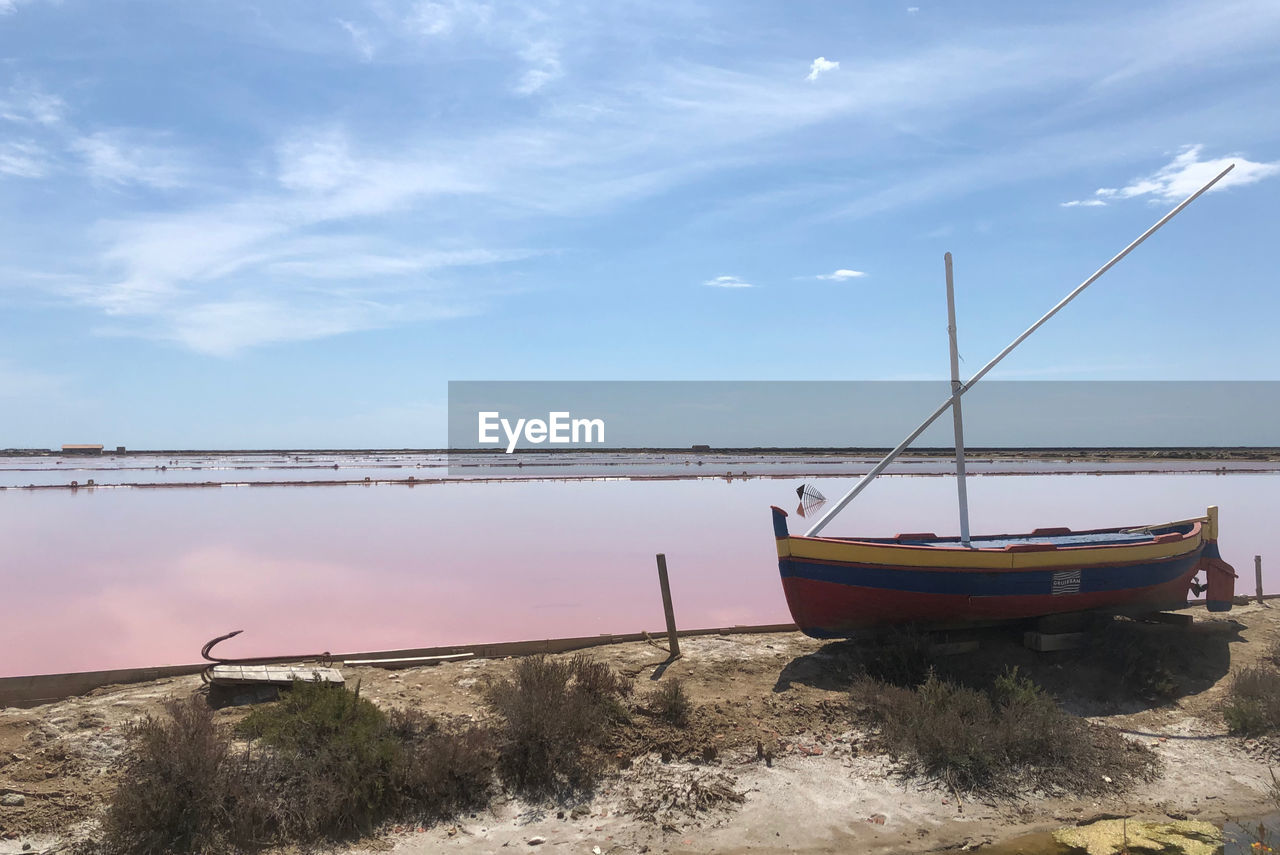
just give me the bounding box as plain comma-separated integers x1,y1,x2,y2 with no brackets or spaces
5,603,1280,854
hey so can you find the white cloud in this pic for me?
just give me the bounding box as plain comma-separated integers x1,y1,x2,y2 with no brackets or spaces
805,57,839,82
262,246,535,280
0,140,49,178
337,18,375,61
403,0,491,38
27,0,1280,356
514,41,563,95
816,268,867,280
71,132,189,189
907,7,920,14
1060,198,1106,208
151,298,474,357
0,82,64,126
1094,145,1280,203
704,274,753,288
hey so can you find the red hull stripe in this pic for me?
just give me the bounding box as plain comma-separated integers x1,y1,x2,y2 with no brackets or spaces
781,570,1198,635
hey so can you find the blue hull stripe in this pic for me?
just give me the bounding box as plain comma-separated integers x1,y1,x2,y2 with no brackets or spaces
780,552,1200,597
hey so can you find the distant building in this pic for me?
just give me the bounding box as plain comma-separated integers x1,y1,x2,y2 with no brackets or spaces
691,444,712,453
115,446,126,453
61,444,104,455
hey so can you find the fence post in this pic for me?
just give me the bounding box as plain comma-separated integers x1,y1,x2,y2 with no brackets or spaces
655,554,681,658
1257,555,1264,605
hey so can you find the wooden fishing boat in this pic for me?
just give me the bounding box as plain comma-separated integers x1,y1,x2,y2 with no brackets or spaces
774,164,1240,636
772,505,1237,637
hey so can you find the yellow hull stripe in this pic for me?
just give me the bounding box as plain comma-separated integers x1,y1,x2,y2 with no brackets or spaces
779,528,1203,570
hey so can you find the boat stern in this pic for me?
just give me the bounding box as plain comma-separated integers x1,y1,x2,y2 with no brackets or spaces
1199,506,1238,612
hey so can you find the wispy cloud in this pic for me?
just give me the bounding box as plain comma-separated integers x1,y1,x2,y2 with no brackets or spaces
515,41,563,95
336,18,375,61
143,298,476,357
0,81,64,126
0,0,42,16
816,268,867,280
805,57,839,82
71,132,189,189
402,0,489,37
704,274,753,288
1060,198,1106,208
0,140,50,178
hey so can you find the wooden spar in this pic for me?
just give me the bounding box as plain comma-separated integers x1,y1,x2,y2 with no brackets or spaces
804,162,1236,537
945,252,972,546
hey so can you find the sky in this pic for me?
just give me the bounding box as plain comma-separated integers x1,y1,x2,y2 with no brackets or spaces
0,0,1278,448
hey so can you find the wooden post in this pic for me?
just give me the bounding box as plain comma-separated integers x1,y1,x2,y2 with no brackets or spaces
1257,555,1264,605
656,554,680,658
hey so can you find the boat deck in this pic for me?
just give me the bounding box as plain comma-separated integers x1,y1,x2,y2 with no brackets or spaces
850,528,1187,549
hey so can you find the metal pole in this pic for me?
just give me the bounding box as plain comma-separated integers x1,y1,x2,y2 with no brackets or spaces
805,162,1235,537
1257,555,1264,605
945,252,971,546
655,553,681,657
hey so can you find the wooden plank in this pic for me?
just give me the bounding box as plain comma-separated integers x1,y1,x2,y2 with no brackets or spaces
342,653,474,668
207,665,343,686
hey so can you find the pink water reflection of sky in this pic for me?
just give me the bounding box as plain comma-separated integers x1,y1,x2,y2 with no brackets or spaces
2,473,1276,677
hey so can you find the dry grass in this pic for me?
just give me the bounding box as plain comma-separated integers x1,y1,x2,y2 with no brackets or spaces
95,696,233,855
851,667,1159,795
647,678,693,727
484,654,631,798
93,683,494,854
1223,666,1280,736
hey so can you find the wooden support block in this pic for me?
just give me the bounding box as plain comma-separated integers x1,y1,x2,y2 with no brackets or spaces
1034,612,1101,634
1023,631,1086,652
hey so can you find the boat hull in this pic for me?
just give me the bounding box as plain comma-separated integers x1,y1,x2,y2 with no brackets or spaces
772,506,1232,637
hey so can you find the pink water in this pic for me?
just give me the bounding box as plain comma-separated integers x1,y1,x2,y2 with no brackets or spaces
2,472,1276,677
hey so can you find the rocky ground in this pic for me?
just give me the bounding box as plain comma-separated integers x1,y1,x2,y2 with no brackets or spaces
4,603,1280,854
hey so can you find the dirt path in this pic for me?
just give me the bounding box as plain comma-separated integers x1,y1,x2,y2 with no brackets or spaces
4,604,1279,854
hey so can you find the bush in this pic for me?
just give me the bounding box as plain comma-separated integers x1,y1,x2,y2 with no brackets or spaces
852,668,1157,795
648,678,692,727
96,684,494,854
97,697,232,855
484,655,630,796
238,681,493,839
1223,666,1280,735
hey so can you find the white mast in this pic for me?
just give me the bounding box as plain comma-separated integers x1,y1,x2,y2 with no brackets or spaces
945,252,971,546
804,162,1235,537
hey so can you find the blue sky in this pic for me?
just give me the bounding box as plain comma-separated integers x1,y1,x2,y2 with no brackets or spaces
0,0,1278,448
